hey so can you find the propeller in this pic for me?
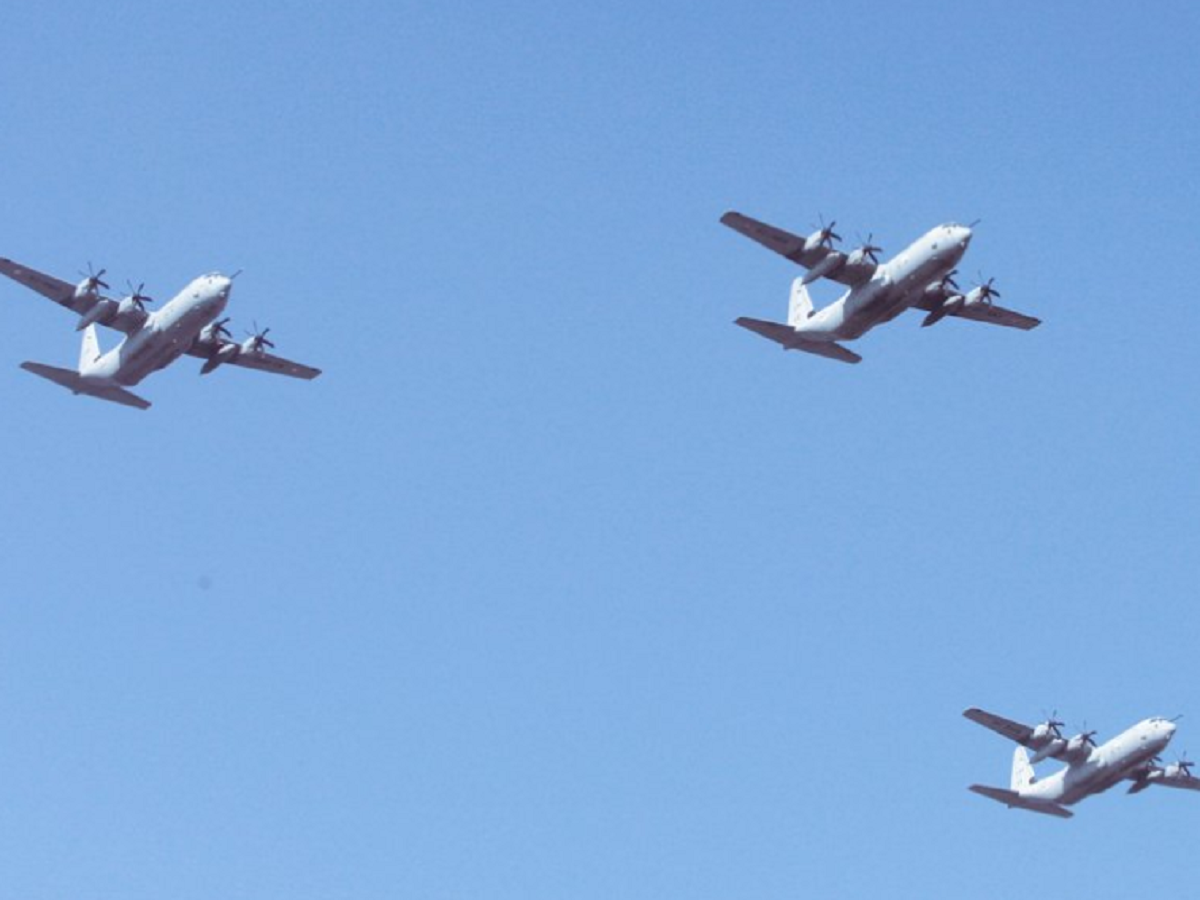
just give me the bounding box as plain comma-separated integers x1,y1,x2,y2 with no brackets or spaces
1077,727,1098,749
940,269,961,293
973,275,1001,305
209,317,232,340
1175,753,1195,778
811,214,842,249
124,280,154,313
854,232,882,264
245,321,275,353
1040,710,1065,740
78,262,109,292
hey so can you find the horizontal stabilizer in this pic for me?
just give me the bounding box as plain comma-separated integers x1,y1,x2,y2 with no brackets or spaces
734,318,862,364
21,362,151,410
969,785,1073,818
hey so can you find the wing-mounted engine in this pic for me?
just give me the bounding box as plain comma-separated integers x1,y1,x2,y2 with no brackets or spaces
798,222,880,287
1023,713,1098,766
72,263,108,306
1062,729,1098,765
107,281,153,330
1159,756,1198,788
1028,713,1068,763
845,232,882,268
921,273,1002,327
802,216,841,254
1129,755,1197,794
962,277,1001,310
799,218,846,285
196,320,276,375
71,263,124,330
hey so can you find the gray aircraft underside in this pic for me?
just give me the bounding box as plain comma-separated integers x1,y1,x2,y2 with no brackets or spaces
0,258,320,409
721,212,1040,363
964,708,1199,818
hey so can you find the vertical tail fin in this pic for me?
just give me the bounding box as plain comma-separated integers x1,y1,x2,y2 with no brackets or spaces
1011,746,1036,790
788,277,814,327
79,324,102,374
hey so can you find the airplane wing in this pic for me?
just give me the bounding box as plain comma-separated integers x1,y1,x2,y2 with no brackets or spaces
912,291,1041,331
948,302,1041,330
224,349,321,379
734,317,862,364
963,708,1039,748
184,338,321,380
1129,766,1200,793
1155,772,1200,791
720,212,877,288
0,257,143,336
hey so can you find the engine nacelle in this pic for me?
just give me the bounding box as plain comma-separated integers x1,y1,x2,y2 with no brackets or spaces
75,298,119,331
73,277,101,305
199,342,241,375
117,296,149,320
1031,722,1056,743
1030,738,1066,764
1064,734,1096,762
964,286,994,308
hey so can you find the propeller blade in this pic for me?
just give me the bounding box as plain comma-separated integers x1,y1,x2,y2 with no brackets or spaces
812,214,841,248
245,322,275,351
80,262,110,290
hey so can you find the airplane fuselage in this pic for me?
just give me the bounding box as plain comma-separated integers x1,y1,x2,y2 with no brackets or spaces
84,274,231,387
799,225,971,340
1021,718,1176,806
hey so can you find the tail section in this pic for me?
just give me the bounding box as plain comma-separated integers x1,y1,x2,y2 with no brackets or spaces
969,747,1071,819
1011,747,1036,790
787,276,814,327
79,324,102,374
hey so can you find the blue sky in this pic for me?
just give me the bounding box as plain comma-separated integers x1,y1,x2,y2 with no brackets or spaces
1,2,1199,897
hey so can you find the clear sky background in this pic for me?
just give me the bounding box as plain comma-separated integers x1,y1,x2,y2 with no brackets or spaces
1,2,1198,897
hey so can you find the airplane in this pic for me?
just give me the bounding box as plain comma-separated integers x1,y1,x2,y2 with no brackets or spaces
964,707,1199,819
719,211,1041,363
0,258,320,409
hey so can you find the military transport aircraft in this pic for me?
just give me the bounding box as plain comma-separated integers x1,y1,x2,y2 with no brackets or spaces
720,212,1041,363
0,258,320,409
964,707,1199,818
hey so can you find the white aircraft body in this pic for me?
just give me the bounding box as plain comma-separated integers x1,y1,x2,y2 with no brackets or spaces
964,707,1199,818
720,211,1041,363
0,258,320,409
